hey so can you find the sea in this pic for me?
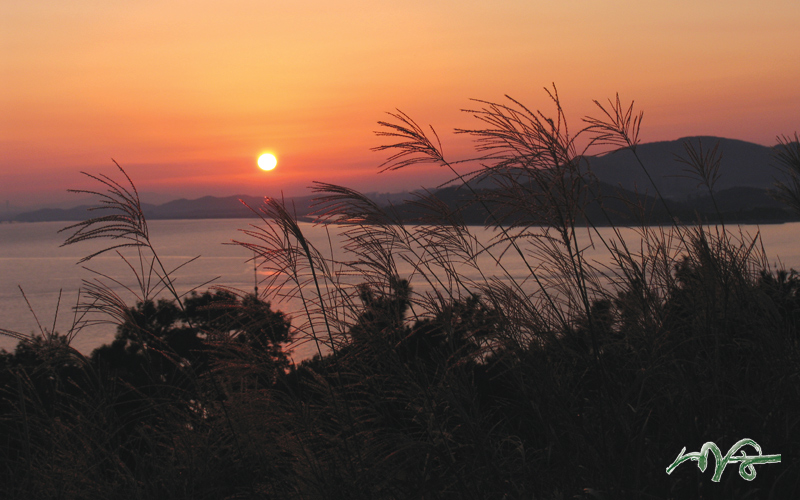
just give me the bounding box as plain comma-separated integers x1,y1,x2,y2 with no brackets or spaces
2,219,799,359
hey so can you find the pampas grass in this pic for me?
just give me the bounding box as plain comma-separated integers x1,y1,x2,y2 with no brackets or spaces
2,88,799,499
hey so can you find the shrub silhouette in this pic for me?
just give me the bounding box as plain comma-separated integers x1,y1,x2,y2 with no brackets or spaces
1,88,799,499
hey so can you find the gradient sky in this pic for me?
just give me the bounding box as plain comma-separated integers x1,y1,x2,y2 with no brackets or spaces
2,0,799,208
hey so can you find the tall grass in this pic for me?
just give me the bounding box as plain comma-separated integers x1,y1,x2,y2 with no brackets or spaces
1,88,799,499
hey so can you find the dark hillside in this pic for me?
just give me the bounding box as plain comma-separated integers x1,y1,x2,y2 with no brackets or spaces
393,176,797,226
586,137,775,200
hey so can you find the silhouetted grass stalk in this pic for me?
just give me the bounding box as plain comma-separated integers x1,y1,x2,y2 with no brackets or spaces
2,89,798,499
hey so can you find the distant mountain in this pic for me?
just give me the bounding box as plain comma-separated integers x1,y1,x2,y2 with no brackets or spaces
8,190,421,223
585,136,777,200
8,137,796,224
10,194,329,223
147,195,266,219
388,136,797,226
393,179,796,227
12,204,156,223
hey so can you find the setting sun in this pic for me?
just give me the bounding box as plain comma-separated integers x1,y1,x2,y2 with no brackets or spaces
258,153,277,171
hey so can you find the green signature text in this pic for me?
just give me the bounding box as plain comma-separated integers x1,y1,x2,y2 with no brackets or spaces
666,438,781,482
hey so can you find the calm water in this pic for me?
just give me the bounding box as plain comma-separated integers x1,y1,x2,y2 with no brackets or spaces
2,219,799,357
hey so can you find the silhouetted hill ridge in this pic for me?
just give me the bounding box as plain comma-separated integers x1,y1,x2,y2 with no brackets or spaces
8,136,796,224
585,136,776,200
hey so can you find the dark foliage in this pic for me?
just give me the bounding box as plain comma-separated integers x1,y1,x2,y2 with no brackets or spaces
2,91,800,499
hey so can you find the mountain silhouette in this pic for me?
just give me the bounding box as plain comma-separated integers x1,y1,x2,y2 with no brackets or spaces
585,136,777,200
8,137,796,224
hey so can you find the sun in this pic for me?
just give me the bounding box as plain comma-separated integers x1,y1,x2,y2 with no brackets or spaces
258,153,277,171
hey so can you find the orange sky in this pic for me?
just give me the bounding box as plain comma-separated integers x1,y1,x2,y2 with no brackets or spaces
2,0,799,208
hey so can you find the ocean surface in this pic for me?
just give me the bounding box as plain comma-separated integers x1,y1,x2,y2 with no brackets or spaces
2,219,799,359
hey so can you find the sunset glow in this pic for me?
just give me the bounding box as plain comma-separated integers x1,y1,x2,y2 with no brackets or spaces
1,0,799,208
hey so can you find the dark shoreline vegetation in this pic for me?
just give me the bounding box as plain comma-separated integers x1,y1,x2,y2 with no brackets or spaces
2,89,800,498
